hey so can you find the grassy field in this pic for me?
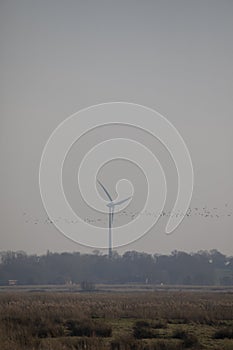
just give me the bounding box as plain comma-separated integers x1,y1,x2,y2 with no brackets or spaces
0,290,232,349
0,283,232,293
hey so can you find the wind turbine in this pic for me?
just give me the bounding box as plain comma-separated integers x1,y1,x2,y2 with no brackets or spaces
97,180,131,258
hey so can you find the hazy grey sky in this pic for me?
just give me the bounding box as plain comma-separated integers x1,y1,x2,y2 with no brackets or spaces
1,0,233,255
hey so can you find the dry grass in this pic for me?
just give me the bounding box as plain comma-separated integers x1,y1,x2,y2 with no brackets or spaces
0,291,232,349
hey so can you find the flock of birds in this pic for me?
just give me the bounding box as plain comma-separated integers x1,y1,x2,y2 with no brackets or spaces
23,204,232,225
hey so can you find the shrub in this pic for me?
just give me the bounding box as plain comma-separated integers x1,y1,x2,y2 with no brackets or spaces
150,340,183,350
133,320,157,339
94,323,112,337
111,335,137,350
65,319,112,338
66,319,93,337
173,328,199,348
152,320,168,329
173,329,188,340
213,327,233,339
32,319,64,338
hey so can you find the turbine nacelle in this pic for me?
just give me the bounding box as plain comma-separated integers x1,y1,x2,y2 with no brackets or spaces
106,197,132,208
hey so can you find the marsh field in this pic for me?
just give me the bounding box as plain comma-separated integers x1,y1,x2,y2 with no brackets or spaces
0,289,233,350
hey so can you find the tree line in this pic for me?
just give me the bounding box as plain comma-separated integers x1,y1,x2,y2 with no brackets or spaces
0,249,232,286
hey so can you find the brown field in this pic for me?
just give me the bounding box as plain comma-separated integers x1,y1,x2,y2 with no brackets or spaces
0,289,232,350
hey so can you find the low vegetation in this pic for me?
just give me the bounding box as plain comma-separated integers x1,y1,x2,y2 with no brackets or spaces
0,291,232,349
213,326,233,339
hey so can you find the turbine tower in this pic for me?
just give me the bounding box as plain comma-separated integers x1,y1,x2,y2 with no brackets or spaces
97,180,131,258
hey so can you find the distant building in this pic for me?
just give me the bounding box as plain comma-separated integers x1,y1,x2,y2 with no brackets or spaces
8,280,18,286
65,278,72,286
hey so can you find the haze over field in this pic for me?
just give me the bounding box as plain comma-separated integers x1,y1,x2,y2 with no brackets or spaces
1,1,233,255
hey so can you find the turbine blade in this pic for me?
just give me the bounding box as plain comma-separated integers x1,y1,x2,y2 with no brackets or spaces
111,208,114,224
97,180,113,202
113,197,131,206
